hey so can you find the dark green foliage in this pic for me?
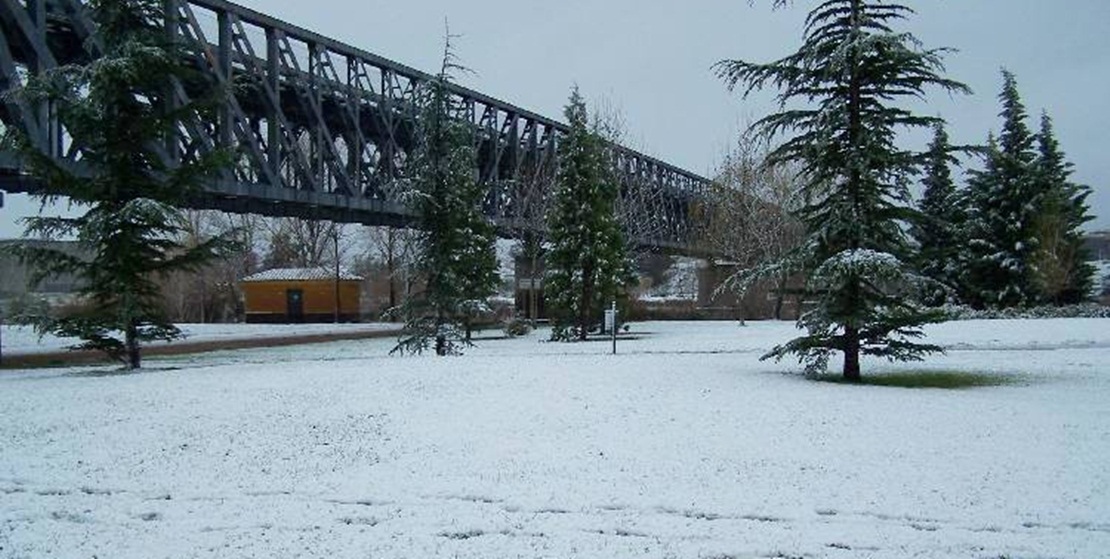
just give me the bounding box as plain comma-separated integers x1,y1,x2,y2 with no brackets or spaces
912,123,966,306
3,293,50,325
391,36,498,357
1,0,239,369
943,303,1110,320
715,0,969,380
544,87,634,342
1030,113,1095,304
961,72,1095,308
962,71,1042,309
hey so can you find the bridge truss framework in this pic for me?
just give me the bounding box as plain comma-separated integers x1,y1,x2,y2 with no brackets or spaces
0,0,712,252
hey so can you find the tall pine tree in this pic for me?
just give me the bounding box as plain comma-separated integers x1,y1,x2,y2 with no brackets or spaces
391,34,498,356
1031,113,1094,304
545,87,633,341
2,0,239,369
913,123,965,306
715,0,969,380
962,70,1041,309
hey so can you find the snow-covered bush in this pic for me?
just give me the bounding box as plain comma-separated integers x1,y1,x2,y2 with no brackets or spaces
942,303,1110,320
502,316,534,338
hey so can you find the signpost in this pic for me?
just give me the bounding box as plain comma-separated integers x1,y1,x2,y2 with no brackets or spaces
604,301,617,355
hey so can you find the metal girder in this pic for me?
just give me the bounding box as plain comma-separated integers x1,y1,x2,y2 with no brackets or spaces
0,0,712,252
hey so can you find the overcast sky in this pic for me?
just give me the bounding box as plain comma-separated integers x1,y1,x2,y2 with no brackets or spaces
2,0,1108,238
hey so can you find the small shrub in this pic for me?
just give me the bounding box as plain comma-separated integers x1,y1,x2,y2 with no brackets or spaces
941,303,1110,320
502,316,534,338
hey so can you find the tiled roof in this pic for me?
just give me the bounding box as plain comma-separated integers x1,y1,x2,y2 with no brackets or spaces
242,267,363,282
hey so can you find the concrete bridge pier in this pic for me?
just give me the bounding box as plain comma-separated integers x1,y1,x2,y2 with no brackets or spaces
513,255,546,321
695,260,744,320
696,260,800,321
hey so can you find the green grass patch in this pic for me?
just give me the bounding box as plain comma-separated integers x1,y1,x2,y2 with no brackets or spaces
812,370,1020,390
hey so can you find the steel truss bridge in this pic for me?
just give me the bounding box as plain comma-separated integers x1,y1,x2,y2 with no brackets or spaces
0,0,712,252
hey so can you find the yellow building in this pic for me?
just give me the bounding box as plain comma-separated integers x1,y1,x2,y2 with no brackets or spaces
241,268,363,323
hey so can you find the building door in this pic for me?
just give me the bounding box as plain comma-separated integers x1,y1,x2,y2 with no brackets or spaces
286,289,305,323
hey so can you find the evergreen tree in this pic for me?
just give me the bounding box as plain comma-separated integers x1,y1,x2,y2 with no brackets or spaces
457,212,500,343
1031,113,1094,304
715,0,969,380
1,0,238,369
913,123,965,306
962,70,1042,309
391,35,497,356
545,87,633,341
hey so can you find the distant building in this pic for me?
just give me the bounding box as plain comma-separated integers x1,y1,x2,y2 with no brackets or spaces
241,267,363,323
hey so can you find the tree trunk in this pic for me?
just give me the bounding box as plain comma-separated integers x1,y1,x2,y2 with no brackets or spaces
199,276,208,324
843,325,861,382
841,0,863,384
333,228,341,324
579,262,595,341
387,261,397,316
126,322,141,370
334,276,340,323
435,315,447,356
773,273,787,321
388,279,398,319
385,230,398,317
529,251,540,320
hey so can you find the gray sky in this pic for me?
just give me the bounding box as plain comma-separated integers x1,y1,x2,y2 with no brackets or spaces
2,0,1108,238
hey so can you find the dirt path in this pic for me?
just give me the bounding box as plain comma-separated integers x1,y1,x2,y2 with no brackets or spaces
0,327,401,369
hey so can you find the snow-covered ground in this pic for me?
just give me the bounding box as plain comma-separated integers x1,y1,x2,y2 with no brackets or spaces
2,322,397,355
1,319,1108,558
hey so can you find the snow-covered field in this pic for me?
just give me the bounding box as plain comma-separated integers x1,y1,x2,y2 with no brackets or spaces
1,319,1108,558
2,322,397,355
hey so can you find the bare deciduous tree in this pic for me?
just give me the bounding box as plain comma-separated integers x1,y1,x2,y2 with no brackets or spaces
363,225,422,320
159,210,259,323
705,130,805,319
500,157,555,320
262,217,341,269
591,99,671,257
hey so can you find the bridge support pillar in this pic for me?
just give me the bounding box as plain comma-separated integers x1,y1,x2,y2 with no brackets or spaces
513,254,545,321
696,261,800,321
696,260,742,320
